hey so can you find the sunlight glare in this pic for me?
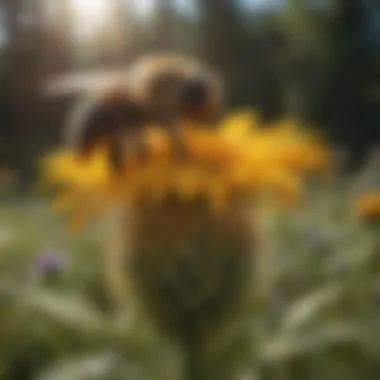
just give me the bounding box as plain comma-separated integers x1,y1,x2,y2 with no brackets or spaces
69,0,111,39
69,0,109,22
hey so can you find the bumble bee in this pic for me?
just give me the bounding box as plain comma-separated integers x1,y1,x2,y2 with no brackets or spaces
47,53,224,170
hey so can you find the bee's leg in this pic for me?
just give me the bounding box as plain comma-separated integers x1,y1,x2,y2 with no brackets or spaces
110,128,151,165
166,118,188,162
133,133,151,163
108,130,126,172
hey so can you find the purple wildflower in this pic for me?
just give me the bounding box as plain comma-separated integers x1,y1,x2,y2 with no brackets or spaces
35,250,67,277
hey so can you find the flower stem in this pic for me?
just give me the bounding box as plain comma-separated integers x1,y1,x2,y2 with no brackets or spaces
183,337,204,380
181,321,207,380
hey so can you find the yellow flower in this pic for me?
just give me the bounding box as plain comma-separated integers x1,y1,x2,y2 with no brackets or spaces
41,144,112,189
39,110,330,352
40,111,328,231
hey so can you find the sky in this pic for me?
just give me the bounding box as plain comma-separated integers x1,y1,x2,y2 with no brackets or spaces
133,0,284,18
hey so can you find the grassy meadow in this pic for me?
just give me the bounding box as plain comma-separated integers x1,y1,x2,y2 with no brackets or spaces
0,158,378,380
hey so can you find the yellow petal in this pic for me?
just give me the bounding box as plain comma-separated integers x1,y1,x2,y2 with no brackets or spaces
67,206,88,235
220,110,258,139
51,191,75,212
208,180,228,213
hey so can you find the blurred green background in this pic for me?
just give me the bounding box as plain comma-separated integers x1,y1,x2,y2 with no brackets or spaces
0,0,379,379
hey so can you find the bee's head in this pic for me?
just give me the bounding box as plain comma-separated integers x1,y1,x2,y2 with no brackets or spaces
179,72,223,124
135,54,224,125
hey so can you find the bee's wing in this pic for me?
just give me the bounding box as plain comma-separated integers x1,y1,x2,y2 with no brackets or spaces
42,67,132,97
41,67,134,149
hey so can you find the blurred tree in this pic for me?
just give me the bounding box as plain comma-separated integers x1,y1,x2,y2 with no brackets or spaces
322,0,380,160
256,0,380,159
276,0,334,122
39,0,73,74
196,0,247,109
197,0,243,72
169,8,201,57
195,0,289,121
250,17,287,121
146,0,177,50
0,0,47,185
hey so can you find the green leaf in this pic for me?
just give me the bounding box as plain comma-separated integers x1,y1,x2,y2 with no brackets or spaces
36,351,122,380
281,283,344,332
258,323,365,364
18,288,107,334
